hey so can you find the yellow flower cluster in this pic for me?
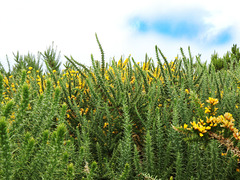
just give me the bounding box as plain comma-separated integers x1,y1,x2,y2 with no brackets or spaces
190,120,212,137
36,75,44,94
205,97,219,115
206,97,219,105
189,112,240,140
206,113,240,140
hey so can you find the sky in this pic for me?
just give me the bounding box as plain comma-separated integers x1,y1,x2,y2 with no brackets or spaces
0,0,240,70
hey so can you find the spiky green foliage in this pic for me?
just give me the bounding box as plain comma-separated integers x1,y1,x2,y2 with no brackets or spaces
12,51,43,74
41,42,61,73
95,33,105,78
0,117,12,180
1,41,240,179
211,44,240,71
144,130,154,176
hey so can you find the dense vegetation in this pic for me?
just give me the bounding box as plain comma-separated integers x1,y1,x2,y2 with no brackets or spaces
1,36,240,179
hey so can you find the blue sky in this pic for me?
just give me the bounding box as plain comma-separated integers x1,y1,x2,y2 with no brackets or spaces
0,0,239,69
129,14,233,44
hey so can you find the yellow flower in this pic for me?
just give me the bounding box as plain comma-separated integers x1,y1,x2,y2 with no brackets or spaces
183,124,188,129
53,70,57,73
84,108,89,114
185,89,189,94
10,113,15,119
205,126,211,130
117,59,122,68
220,91,224,98
28,67,33,70
123,58,129,67
206,97,219,105
103,122,109,128
199,133,204,137
221,152,227,156
190,121,197,126
198,126,206,133
236,105,239,109
205,107,211,114
143,63,146,70
224,113,233,121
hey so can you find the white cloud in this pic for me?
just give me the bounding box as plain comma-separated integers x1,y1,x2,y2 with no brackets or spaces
0,0,240,70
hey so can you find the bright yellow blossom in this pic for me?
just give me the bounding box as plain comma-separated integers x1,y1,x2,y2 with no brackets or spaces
205,107,211,114
206,97,219,105
206,126,211,130
103,122,109,128
123,58,129,67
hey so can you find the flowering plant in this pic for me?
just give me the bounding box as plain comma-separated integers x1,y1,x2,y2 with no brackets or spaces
174,97,240,158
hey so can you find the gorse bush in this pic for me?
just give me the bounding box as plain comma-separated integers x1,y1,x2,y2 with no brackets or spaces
211,44,240,71
1,37,240,179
